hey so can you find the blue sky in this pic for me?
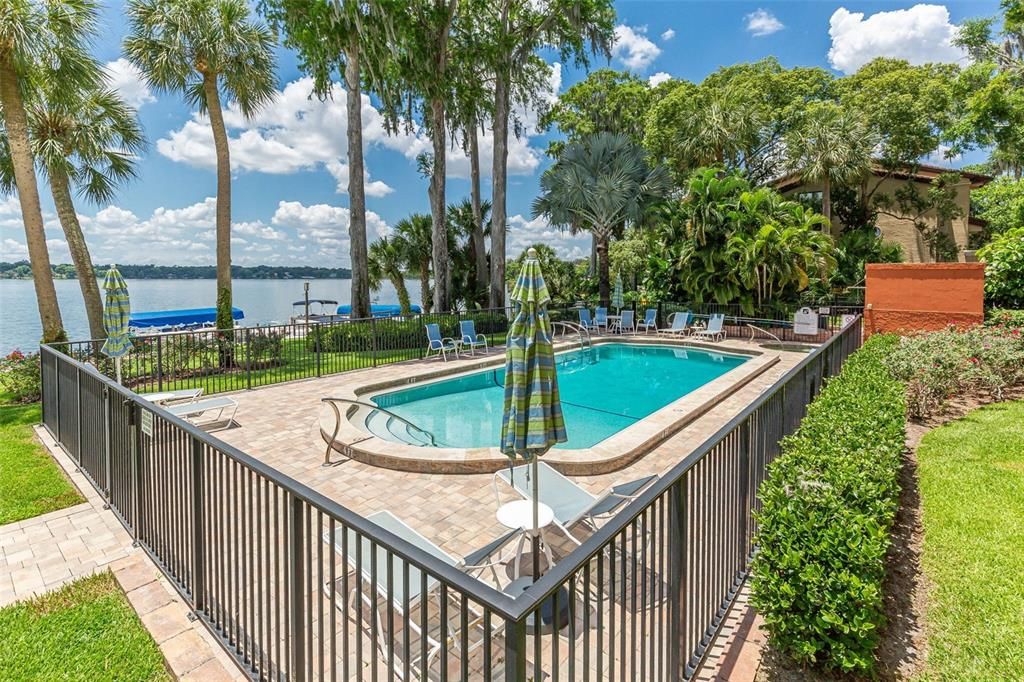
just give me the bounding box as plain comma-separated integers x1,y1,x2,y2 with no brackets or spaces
0,1,1001,268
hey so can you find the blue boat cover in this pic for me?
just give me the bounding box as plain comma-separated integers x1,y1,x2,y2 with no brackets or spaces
130,307,244,328
336,304,422,318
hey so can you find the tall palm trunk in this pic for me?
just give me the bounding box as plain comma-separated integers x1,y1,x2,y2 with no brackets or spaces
203,72,233,331
428,96,449,312
596,231,610,307
822,176,835,237
49,165,104,340
389,274,411,316
468,126,487,300
489,74,509,309
0,55,65,343
418,261,432,313
345,37,370,320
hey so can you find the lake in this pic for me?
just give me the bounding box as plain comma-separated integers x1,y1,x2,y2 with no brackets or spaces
0,278,424,354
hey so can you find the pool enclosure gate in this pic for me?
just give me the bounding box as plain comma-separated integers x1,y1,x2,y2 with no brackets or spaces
40,307,863,681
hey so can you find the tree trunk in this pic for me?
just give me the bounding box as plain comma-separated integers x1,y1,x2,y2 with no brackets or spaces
345,37,370,320
0,55,65,343
49,166,104,340
390,275,411,316
822,175,835,237
590,233,597,275
596,232,610,308
489,74,509,309
468,126,487,301
419,262,432,313
428,96,449,312
204,73,233,333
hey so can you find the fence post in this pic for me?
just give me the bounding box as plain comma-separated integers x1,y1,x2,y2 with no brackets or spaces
668,477,689,679
503,616,527,681
245,328,252,391
314,323,322,378
156,335,164,392
54,354,61,443
371,317,378,368
657,301,664,328
738,417,751,573
289,493,306,681
75,366,83,465
191,436,205,612
103,385,112,504
130,400,143,545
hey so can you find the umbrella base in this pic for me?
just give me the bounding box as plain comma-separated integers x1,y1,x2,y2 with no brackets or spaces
503,577,572,635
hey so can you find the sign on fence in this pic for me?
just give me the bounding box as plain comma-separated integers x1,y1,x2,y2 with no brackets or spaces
140,410,153,437
794,307,819,336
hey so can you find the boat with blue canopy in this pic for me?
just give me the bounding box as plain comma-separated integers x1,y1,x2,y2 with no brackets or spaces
130,307,244,330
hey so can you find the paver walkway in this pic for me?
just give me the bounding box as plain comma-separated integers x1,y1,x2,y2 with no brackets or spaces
0,425,246,680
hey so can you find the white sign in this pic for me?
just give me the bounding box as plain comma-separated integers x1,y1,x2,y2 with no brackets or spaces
841,314,858,328
140,410,153,437
793,307,819,336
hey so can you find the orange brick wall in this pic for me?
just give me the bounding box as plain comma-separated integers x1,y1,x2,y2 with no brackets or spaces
864,263,985,336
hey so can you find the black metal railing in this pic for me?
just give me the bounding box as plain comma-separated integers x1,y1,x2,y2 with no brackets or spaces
40,313,864,681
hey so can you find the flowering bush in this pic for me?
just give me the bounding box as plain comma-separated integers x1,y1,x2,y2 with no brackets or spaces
886,325,1024,419
0,350,41,403
986,307,1024,330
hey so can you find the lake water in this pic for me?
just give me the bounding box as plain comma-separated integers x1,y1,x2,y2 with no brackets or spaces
0,278,423,354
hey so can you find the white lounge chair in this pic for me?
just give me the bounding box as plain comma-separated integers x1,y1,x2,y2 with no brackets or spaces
165,396,238,430
323,511,516,680
636,308,658,334
656,311,691,336
494,462,657,546
425,323,459,361
459,319,488,355
140,387,203,404
691,313,727,342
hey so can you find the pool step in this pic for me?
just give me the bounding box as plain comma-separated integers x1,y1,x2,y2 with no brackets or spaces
363,408,433,447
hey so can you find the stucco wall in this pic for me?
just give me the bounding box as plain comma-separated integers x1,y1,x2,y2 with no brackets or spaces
864,263,985,336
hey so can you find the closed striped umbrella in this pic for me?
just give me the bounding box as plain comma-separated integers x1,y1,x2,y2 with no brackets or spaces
100,265,132,383
501,248,566,578
612,271,624,312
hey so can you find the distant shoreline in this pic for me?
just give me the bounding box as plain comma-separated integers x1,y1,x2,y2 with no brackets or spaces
0,262,352,280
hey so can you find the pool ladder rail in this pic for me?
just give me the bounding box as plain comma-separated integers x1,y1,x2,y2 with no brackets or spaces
551,321,593,355
321,397,439,465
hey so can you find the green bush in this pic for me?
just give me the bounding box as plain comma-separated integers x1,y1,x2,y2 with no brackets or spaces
978,227,1024,308
0,350,41,403
986,307,1024,329
751,334,905,674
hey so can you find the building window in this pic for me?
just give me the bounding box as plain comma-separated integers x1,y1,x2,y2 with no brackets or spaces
795,191,823,214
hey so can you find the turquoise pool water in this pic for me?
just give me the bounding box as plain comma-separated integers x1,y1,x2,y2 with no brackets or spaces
369,343,747,449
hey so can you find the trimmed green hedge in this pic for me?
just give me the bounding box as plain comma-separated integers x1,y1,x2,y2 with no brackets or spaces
750,334,905,674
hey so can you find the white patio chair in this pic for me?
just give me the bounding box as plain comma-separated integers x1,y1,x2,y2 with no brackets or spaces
691,313,726,342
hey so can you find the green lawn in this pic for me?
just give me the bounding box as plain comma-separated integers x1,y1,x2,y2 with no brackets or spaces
0,572,170,681
0,397,83,525
917,399,1024,680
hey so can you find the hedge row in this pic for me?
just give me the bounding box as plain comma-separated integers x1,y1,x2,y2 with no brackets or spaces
750,334,905,674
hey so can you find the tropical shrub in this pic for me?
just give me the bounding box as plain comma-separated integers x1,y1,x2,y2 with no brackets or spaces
977,227,1024,308
751,334,905,674
986,307,1024,329
245,330,285,366
885,325,1024,419
0,350,41,402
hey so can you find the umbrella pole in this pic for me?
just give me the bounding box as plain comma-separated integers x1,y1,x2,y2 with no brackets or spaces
115,357,122,385
532,454,540,581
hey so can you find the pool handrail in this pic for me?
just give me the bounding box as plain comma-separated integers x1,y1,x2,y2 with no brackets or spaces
321,397,438,463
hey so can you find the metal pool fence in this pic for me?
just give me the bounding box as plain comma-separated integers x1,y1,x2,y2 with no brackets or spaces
40,313,862,681
49,301,861,399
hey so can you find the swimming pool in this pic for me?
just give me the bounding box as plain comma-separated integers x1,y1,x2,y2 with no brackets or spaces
367,343,748,449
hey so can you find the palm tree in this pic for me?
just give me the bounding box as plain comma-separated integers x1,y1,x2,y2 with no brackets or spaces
532,132,671,306
0,0,102,342
368,237,412,316
447,198,490,307
125,0,276,332
785,102,874,236
1,81,145,341
394,213,433,313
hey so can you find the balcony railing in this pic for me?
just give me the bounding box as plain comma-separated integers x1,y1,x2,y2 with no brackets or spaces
40,307,863,681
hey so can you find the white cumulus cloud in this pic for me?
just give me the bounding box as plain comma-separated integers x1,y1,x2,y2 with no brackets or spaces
828,4,966,74
104,58,155,108
507,214,591,261
612,25,661,71
648,72,672,87
660,28,675,41
745,9,784,37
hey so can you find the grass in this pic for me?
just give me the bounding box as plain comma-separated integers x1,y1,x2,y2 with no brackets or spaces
0,395,83,526
917,399,1024,680
0,572,170,681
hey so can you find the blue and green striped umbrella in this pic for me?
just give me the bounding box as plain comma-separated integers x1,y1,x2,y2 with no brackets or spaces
612,271,624,312
101,265,132,381
500,248,567,457
501,248,566,579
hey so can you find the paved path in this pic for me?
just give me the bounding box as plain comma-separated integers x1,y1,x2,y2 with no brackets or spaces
0,426,245,680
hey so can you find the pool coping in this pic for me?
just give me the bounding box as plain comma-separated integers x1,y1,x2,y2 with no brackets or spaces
320,336,781,475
